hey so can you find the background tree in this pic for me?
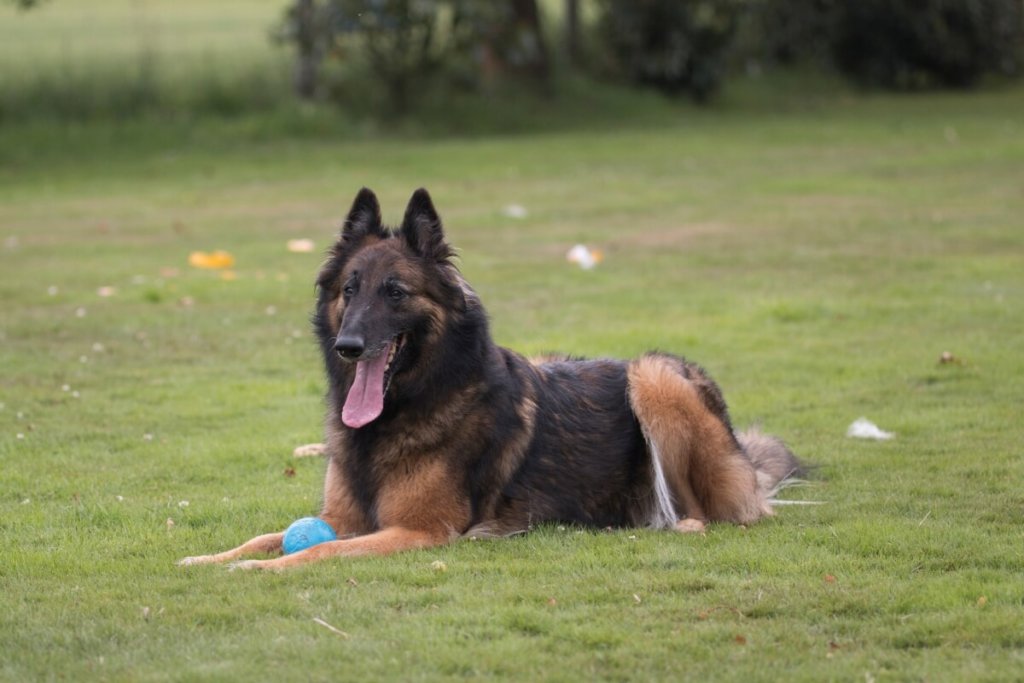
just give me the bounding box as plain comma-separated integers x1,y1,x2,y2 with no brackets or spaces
595,0,744,102
275,0,550,110
832,0,1024,89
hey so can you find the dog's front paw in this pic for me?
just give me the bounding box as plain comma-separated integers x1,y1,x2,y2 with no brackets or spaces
227,559,280,572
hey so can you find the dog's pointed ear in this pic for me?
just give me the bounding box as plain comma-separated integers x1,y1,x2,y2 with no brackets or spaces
317,188,384,293
342,187,383,239
400,188,454,262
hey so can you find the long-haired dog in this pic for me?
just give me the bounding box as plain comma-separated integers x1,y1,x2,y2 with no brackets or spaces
180,188,801,570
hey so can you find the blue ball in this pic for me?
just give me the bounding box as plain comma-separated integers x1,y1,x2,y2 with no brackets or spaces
282,517,337,555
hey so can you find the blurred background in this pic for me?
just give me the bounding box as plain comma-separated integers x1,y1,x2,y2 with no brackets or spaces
2,0,1022,129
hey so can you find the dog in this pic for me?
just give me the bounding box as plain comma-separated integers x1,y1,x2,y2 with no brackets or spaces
179,188,802,570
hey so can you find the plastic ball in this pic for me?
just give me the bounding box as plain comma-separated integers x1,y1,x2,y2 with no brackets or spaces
282,517,337,555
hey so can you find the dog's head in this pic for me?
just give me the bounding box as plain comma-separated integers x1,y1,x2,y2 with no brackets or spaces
315,188,469,429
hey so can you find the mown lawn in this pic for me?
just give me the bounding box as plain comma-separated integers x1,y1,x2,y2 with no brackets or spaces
2,4,1024,681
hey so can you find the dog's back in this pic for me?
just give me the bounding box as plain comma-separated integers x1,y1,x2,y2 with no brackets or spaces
473,352,802,536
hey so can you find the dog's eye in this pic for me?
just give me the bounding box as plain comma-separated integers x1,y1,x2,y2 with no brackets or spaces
343,285,355,298
388,287,406,301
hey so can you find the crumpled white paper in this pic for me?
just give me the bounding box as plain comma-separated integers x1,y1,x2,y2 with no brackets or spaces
846,417,894,440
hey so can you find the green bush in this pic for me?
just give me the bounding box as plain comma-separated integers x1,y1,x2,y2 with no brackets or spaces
742,0,836,65
596,0,744,102
832,0,1024,89
275,0,550,113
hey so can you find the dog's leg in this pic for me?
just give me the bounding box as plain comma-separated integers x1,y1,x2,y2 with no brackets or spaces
180,452,374,567
672,482,708,533
229,526,450,571
178,532,285,566
233,457,469,570
628,354,770,528
319,455,372,535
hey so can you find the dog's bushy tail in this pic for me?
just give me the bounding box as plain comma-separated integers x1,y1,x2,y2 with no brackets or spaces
736,427,804,498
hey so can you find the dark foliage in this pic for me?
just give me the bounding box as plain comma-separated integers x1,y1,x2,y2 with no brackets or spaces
744,0,837,65
832,0,1024,89
275,0,549,112
596,0,744,102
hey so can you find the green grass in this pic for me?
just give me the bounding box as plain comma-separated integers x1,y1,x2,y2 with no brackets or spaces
3,3,1024,681
0,0,289,120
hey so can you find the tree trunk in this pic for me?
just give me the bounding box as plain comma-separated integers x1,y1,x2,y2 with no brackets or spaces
565,0,580,66
293,0,318,100
510,0,551,85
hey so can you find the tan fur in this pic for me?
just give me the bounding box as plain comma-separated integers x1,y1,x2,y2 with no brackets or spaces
177,532,285,566
474,392,537,523
228,527,448,570
627,354,772,528
180,456,468,571
330,295,344,335
320,455,372,536
380,382,486,454
376,458,470,533
528,353,572,365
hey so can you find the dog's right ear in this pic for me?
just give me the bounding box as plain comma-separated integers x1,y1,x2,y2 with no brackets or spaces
341,187,383,240
317,189,384,293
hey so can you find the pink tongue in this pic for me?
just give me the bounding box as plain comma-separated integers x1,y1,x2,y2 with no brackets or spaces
342,345,391,428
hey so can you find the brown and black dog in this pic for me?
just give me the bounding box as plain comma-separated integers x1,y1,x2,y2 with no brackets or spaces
179,188,801,570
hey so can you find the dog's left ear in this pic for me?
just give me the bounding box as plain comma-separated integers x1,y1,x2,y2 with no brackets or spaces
401,188,454,263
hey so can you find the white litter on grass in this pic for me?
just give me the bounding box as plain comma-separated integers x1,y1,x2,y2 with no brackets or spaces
287,238,315,253
502,204,528,219
847,417,894,440
566,244,603,270
293,443,327,458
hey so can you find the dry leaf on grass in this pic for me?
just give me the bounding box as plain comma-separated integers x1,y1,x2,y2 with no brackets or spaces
188,250,235,269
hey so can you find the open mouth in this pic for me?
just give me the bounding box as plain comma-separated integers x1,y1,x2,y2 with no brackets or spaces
381,334,405,394
341,334,405,429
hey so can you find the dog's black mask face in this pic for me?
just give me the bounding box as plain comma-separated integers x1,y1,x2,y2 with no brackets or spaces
315,188,463,428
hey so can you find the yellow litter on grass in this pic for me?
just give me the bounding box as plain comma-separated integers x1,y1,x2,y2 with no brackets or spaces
189,250,235,269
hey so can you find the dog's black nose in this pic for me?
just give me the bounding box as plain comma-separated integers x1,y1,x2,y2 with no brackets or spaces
334,335,364,360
